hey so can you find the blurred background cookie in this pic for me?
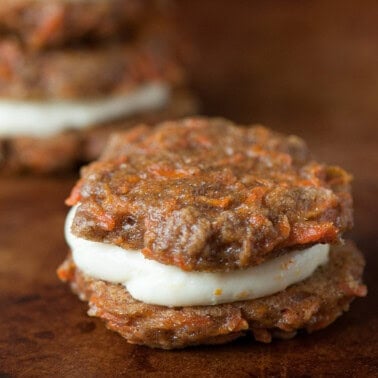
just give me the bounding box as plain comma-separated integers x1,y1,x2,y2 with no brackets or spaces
0,0,198,174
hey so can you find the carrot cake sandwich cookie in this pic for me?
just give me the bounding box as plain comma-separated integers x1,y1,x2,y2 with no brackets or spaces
0,0,197,173
58,117,366,349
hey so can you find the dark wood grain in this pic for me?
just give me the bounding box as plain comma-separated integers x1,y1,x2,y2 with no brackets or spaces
1,1,377,376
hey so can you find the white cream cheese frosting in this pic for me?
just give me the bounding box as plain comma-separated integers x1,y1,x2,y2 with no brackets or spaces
0,83,170,138
65,205,330,307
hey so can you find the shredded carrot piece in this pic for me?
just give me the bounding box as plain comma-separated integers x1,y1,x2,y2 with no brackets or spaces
95,210,116,231
32,6,64,48
288,222,338,245
245,187,268,204
65,183,82,206
149,165,191,179
199,196,231,208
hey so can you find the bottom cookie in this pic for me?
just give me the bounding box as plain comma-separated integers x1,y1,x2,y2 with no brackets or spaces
58,241,366,349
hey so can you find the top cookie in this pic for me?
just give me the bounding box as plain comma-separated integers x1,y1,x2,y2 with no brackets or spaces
0,0,156,50
0,35,184,100
67,117,353,272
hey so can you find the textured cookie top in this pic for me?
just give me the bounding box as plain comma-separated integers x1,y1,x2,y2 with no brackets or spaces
0,0,155,50
0,36,184,100
67,117,353,272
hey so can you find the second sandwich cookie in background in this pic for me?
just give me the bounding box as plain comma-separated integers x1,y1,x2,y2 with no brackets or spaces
0,0,197,173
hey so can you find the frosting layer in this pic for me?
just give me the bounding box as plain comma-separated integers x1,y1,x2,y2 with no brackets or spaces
66,205,329,307
0,83,169,137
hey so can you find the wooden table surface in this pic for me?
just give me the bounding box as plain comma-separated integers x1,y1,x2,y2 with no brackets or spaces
1,1,377,376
